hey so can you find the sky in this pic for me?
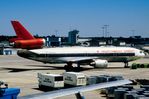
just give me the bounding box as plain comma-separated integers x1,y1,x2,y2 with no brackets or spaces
0,0,149,37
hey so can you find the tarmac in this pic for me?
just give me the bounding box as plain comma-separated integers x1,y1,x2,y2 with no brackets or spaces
0,55,149,99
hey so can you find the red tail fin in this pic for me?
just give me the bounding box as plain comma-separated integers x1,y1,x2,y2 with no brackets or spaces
11,21,35,40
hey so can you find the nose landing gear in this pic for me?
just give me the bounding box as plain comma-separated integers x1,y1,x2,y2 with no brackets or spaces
124,61,129,68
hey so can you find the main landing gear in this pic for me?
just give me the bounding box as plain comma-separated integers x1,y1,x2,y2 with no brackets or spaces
64,62,74,72
64,62,81,72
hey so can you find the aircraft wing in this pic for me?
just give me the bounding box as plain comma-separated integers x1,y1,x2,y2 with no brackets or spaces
57,57,98,63
18,79,131,99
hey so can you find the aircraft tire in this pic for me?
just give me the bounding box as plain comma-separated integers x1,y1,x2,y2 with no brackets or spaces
64,65,74,72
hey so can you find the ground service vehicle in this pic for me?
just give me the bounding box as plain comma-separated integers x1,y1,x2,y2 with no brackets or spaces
38,73,64,89
63,72,86,86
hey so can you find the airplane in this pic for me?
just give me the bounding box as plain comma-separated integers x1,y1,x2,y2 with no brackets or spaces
11,21,145,70
9,21,45,49
18,79,131,99
17,46,145,71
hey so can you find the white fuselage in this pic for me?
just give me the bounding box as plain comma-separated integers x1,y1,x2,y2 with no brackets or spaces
17,46,145,64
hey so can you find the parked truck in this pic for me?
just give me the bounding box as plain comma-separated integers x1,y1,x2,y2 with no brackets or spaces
63,72,86,86
38,73,64,89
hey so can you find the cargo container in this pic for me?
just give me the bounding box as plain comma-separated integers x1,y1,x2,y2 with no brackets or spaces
63,72,86,86
38,73,64,89
97,75,123,83
86,76,97,85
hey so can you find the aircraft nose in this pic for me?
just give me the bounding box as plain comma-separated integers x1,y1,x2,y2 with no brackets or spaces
140,51,146,57
137,50,145,57
143,52,146,56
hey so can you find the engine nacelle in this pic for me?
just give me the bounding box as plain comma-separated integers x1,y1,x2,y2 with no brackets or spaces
13,38,45,49
90,59,108,68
